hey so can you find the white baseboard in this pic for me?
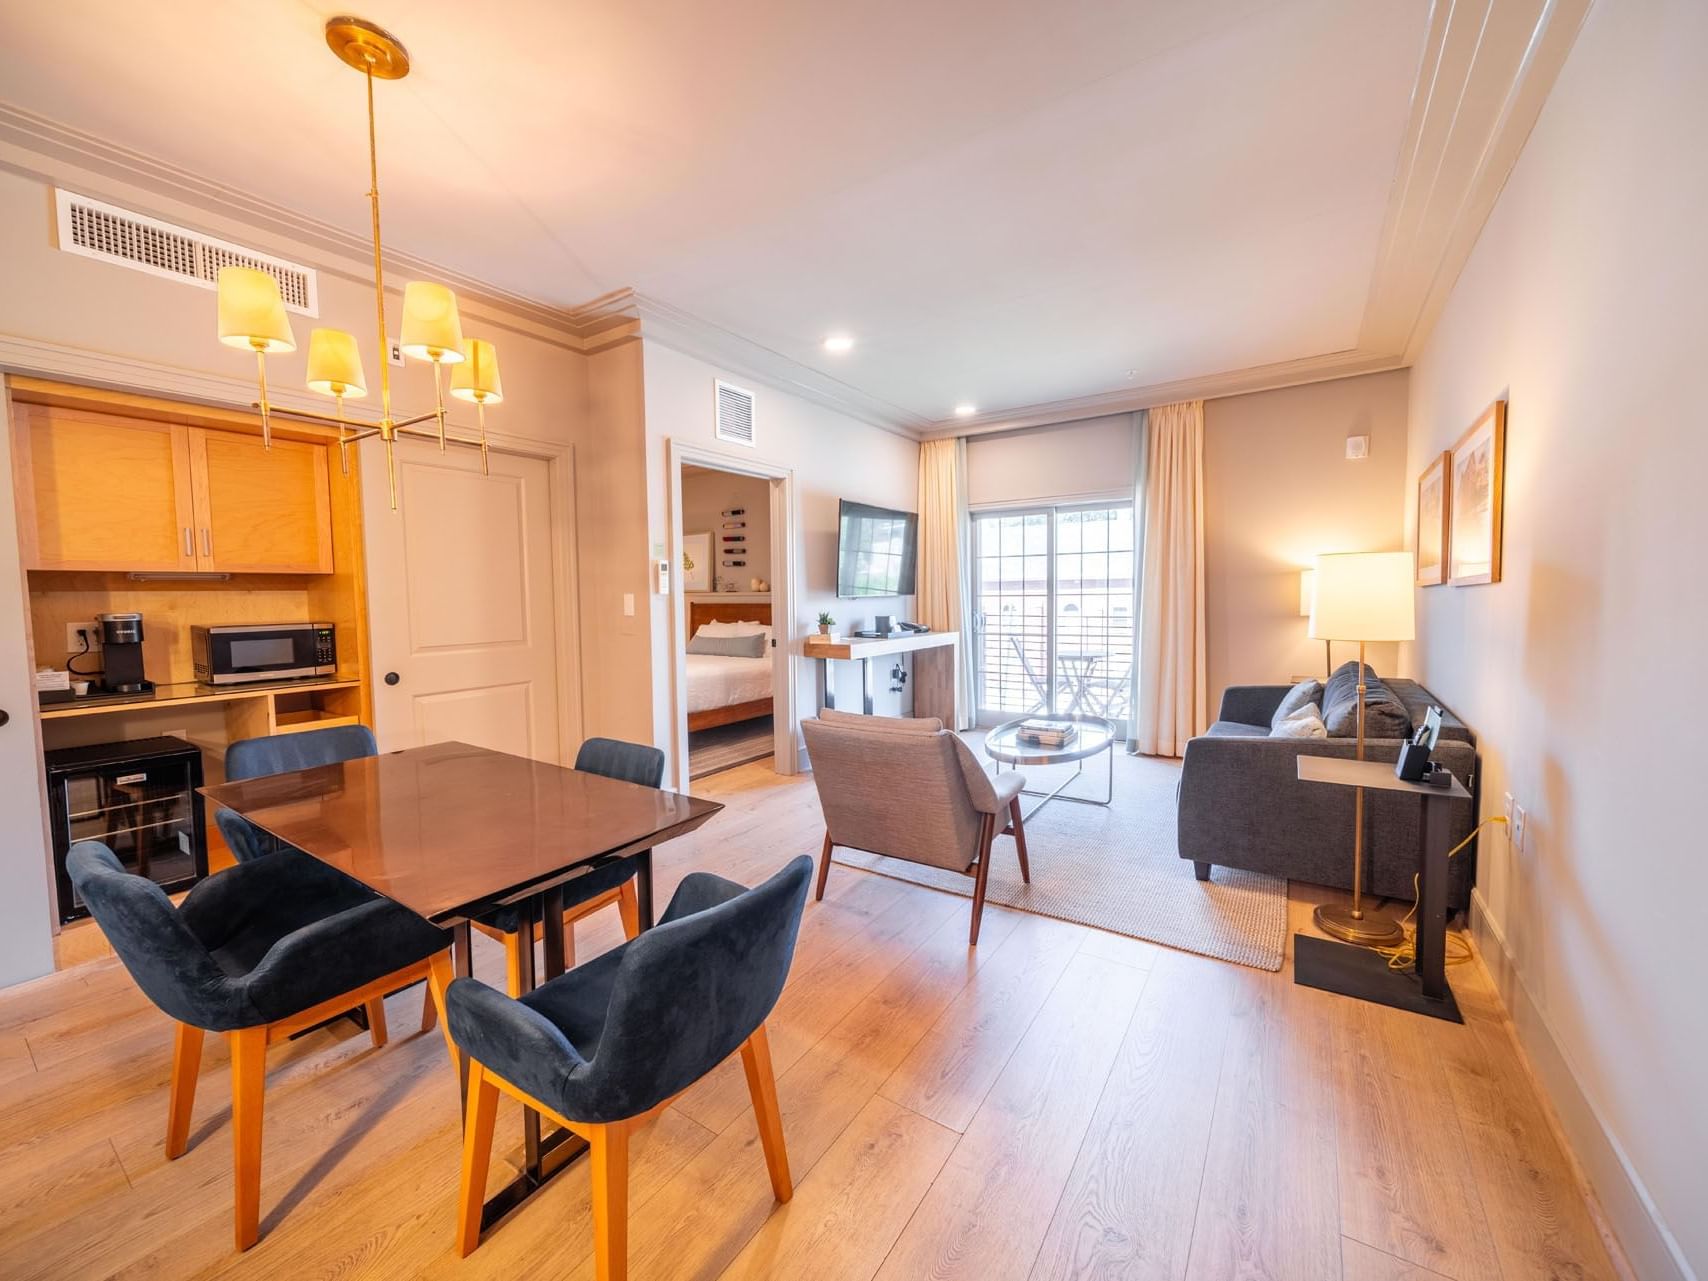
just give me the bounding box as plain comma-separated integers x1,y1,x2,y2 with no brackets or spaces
1469,890,1696,1281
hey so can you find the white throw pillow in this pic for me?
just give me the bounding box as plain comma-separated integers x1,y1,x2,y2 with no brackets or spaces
694,620,768,638
1271,678,1324,729
1270,701,1328,739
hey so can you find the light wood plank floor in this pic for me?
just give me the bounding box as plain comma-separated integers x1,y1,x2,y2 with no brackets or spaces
0,759,1626,1280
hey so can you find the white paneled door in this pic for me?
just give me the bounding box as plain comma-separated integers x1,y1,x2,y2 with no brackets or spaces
363,438,563,762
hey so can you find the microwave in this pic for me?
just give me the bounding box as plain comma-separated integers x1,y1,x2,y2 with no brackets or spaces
192,623,336,685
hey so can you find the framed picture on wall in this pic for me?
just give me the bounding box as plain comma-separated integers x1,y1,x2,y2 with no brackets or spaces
1415,450,1451,586
683,532,712,593
1448,400,1506,586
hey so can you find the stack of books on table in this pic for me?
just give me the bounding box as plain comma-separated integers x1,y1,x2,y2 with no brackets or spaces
1016,719,1077,748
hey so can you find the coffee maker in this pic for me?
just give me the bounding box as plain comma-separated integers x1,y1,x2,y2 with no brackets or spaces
97,612,152,695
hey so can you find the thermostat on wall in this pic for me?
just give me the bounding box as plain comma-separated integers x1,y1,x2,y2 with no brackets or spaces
1345,434,1371,460
654,559,671,594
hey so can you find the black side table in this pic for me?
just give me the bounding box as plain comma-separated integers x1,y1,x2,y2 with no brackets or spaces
1293,756,1472,1022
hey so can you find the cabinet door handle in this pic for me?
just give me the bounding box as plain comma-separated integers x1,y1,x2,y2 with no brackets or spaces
201,528,212,557
183,527,193,557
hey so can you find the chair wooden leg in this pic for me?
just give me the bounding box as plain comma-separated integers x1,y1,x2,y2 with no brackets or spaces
739,1024,792,1203
504,931,525,998
165,1022,203,1159
228,1025,268,1251
455,1064,500,1257
364,996,389,1048
419,983,438,1033
425,950,460,1079
616,880,641,939
814,831,834,902
969,814,995,946
589,1121,630,1281
564,918,578,969
1009,797,1031,884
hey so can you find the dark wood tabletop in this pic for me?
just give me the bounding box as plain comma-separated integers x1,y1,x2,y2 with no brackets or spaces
199,741,723,924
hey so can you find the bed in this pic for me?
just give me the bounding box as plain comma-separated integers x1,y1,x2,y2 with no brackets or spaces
685,600,774,732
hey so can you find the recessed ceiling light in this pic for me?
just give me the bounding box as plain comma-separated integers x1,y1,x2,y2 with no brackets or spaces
954,404,977,417
822,334,855,353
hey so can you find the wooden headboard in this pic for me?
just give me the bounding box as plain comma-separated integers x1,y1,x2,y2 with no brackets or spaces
688,599,772,635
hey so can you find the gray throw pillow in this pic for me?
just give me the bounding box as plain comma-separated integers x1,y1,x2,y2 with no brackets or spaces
1321,661,1412,738
1271,678,1324,730
1270,701,1328,739
687,632,767,658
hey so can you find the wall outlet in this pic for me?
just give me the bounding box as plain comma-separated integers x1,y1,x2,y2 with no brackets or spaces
1512,803,1528,853
67,621,102,653
388,338,406,368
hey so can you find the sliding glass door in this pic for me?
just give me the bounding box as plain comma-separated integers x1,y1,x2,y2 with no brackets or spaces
971,503,1135,734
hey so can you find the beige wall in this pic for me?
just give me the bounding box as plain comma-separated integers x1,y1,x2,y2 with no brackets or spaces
682,465,771,587
641,341,920,767
1402,1,1704,1275
1203,370,1409,700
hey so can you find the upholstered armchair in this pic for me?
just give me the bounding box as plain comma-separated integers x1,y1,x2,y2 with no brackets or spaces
445,856,813,1276
800,708,1030,944
68,841,454,1251
215,724,378,862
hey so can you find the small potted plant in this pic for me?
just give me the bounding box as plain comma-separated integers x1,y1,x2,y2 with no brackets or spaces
816,611,836,637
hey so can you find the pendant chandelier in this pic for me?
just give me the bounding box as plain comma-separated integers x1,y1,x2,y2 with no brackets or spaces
214,16,502,508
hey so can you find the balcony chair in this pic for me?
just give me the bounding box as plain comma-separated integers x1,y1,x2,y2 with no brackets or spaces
800,708,1029,944
473,737,666,995
67,841,456,1251
445,856,813,1277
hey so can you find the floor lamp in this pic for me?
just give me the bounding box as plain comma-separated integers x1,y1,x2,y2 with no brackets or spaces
1307,552,1415,946
1298,569,1331,678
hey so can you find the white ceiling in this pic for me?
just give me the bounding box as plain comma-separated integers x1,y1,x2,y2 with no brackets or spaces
0,1,1432,427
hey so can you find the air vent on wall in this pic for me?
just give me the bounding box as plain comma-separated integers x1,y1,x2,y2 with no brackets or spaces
715,379,756,447
53,190,318,315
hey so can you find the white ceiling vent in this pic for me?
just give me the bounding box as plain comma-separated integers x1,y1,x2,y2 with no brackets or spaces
54,189,318,315
714,379,756,447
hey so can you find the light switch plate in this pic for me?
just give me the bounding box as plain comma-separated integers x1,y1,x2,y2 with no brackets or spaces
622,593,635,617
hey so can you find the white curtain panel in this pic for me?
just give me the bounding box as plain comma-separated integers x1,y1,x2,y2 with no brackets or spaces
1135,400,1208,756
915,436,975,729
1127,409,1149,752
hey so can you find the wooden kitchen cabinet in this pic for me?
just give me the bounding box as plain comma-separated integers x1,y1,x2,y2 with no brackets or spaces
190,428,333,574
15,402,334,575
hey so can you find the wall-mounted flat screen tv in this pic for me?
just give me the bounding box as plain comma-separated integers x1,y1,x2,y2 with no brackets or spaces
836,499,918,598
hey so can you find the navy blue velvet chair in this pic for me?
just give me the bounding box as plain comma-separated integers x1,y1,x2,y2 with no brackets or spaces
215,725,379,863
473,737,667,994
447,855,813,1272
67,840,455,1251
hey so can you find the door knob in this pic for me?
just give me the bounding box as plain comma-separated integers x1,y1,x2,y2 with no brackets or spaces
0,708,8,727
384,672,400,686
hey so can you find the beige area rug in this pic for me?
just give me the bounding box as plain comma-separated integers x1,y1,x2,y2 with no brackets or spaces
831,739,1288,971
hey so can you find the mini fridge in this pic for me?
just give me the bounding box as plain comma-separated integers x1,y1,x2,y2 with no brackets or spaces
46,736,208,923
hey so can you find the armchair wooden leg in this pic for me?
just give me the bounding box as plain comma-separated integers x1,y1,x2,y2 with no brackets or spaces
425,950,460,1080
228,1025,268,1251
589,1121,630,1281
616,881,642,939
969,814,995,947
504,931,525,999
419,984,438,1033
364,996,389,1048
1009,797,1031,884
165,1022,203,1159
455,1064,500,1258
740,1024,792,1203
814,831,834,902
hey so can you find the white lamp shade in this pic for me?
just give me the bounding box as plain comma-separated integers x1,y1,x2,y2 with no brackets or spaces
399,282,465,362
1298,568,1316,618
1308,552,1415,641
450,338,503,404
305,328,367,398
217,266,295,353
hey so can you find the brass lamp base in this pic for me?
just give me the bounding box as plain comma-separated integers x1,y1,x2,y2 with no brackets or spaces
1313,903,1405,947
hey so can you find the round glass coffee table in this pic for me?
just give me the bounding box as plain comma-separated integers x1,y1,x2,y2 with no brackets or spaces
984,713,1116,820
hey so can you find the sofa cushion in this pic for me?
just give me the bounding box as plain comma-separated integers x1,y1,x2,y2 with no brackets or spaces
1322,662,1412,739
1270,679,1324,730
1205,719,1270,738
1270,702,1327,739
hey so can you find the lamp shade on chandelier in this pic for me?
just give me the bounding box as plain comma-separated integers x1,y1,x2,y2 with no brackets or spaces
211,16,504,508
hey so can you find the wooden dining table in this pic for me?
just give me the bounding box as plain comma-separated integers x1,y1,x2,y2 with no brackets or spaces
199,739,725,1227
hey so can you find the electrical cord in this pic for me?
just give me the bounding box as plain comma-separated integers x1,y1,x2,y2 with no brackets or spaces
1363,814,1510,971
66,630,101,677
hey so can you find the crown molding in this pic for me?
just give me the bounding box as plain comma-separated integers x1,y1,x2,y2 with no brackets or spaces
626,292,933,440
1359,0,1592,362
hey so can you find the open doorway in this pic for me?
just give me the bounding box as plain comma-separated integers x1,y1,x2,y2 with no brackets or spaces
668,446,796,786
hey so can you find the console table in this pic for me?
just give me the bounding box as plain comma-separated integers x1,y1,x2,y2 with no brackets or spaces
1292,755,1472,1022
803,631,958,722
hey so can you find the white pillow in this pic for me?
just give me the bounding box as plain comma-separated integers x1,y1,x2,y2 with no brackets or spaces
1270,702,1328,739
694,620,767,638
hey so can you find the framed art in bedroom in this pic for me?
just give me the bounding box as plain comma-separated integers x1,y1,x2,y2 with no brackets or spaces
683,532,713,592
1448,400,1507,586
1416,449,1451,586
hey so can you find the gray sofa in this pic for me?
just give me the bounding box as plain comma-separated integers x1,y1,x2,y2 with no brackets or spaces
1177,672,1478,909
